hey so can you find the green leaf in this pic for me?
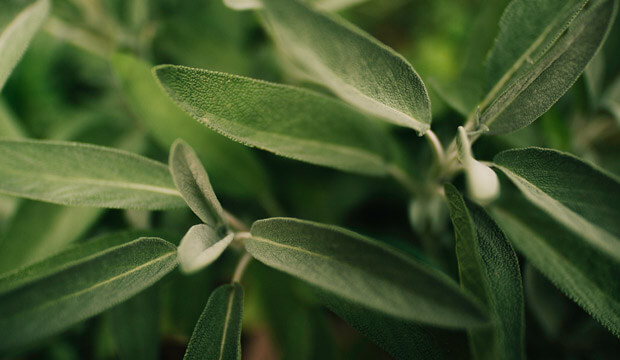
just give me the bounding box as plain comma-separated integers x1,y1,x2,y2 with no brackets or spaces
247,217,489,328
445,184,524,360
481,0,617,134
169,140,227,230
155,65,394,176
0,0,49,91
259,0,431,132
111,53,269,198
602,74,620,124
0,139,185,209
0,200,102,274
177,225,234,274
319,290,445,360
184,283,244,360
0,236,177,350
0,98,25,139
492,148,620,335
584,51,606,106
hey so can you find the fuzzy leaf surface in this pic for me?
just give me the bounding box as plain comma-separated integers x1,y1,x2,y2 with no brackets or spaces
177,225,234,274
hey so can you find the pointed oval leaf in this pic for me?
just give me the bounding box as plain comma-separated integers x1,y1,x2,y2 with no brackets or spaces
169,140,227,230
259,0,431,132
493,147,620,260
155,65,393,176
0,0,49,91
0,139,185,209
481,0,617,134
178,225,234,274
247,217,489,328
445,185,524,360
184,283,244,360
0,236,177,350
111,53,269,198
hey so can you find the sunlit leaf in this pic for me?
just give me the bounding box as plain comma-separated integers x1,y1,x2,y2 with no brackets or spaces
177,225,234,274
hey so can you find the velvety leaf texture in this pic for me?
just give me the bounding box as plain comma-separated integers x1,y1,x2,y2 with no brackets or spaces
247,217,489,328
0,237,178,350
0,139,186,209
155,65,394,176
177,224,234,274
169,140,228,230
0,0,49,91
445,185,524,360
481,0,617,134
260,0,431,132
184,283,244,360
111,53,269,198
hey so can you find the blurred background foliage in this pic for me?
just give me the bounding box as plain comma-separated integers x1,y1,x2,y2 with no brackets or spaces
1,0,619,359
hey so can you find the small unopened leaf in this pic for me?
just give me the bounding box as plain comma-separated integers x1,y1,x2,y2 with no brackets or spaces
0,236,177,350
247,217,489,328
0,0,50,91
184,283,244,360
481,0,617,134
0,139,185,209
177,224,234,274
260,0,431,132
445,185,524,360
155,65,394,176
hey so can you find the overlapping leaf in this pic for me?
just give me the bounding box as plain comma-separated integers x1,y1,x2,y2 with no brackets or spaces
0,139,185,209
0,235,177,350
247,217,489,328
184,283,244,360
155,65,395,176
259,0,431,132
445,185,524,360
177,225,234,274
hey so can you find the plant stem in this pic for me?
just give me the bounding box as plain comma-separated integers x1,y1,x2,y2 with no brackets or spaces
425,129,445,166
224,211,249,232
387,164,420,195
232,252,253,283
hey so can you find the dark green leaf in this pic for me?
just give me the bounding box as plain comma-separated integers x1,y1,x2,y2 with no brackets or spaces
0,236,177,350
0,139,185,209
445,184,524,360
259,0,431,132
247,217,489,328
184,283,244,360
155,65,395,176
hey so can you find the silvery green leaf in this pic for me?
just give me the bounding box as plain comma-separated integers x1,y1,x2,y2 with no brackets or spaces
247,217,489,328
0,0,49,91
260,0,431,132
177,225,234,274
481,0,617,134
169,140,227,230
0,139,185,209
0,201,101,274
445,185,524,360
184,283,244,360
155,65,395,176
0,236,177,350
111,53,269,198
602,74,620,124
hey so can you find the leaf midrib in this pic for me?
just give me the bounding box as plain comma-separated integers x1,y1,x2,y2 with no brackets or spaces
218,289,235,360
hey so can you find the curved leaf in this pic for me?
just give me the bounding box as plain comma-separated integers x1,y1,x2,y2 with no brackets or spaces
247,217,489,328
0,236,177,350
481,0,617,134
0,139,185,209
177,225,234,274
184,283,244,360
0,0,49,91
155,65,394,176
260,0,431,132
445,185,524,360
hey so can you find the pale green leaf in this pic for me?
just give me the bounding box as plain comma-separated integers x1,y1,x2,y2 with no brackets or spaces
481,0,617,134
155,65,394,176
584,51,606,106
247,217,489,328
184,283,244,360
306,0,370,11
0,236,177,350
0,139,185,209
259,0,431,132
0,201,101,274
177,225,234,274
0,0,49,91
169,140,227,230
111,53,269,198
445,185,524,360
